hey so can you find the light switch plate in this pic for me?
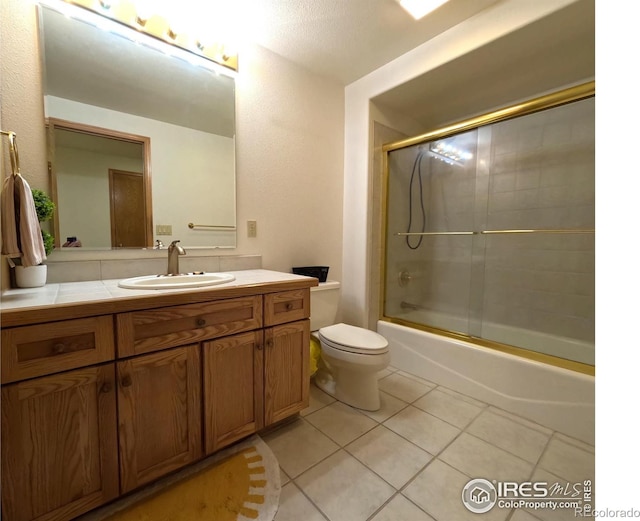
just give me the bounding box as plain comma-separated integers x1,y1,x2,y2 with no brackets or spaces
156,224,172,235
247,220,257,238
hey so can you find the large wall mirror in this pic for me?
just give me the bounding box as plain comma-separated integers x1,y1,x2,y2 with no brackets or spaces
38,4,237,250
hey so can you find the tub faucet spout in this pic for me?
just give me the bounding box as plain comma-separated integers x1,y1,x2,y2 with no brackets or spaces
167,240,186,275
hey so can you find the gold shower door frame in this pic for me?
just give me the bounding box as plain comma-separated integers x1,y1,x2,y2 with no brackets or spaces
379,81,595,376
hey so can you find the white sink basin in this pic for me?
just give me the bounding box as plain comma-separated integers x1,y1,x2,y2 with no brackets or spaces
118,272,235,290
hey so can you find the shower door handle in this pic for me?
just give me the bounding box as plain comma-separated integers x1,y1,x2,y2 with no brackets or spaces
394,231,476,236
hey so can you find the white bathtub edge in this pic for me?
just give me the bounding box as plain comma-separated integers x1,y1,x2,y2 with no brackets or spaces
378,321,595,445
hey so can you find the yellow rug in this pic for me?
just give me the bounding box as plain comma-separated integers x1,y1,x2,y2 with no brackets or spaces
99,436,280,521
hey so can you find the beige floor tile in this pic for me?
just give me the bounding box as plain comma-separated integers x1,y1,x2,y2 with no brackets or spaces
280,468,290,487
262,418,339,478
403,459,510,521
378,373,433,403
370,494,436,521
301,383,336,416
305,401,378,446
552,432,594,454
537,438,595,485
439,433,533,483
346,425,433,489
435,386,487,408
377,368,393,380
413,388,484,429
396,370,437,388
296,450,395,521
511,510,544,521
466,409,551,463
383,406,460,455
360,391,408,423
486,406,553,435
274,483,327,521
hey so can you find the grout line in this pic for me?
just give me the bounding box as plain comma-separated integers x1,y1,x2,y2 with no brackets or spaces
285,480,332,521
365,491,402,521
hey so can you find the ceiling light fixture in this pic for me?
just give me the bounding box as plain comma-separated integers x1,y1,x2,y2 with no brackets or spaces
399,0,450,20
43,0,238,73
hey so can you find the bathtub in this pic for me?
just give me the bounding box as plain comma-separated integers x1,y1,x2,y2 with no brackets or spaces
377,320,595,444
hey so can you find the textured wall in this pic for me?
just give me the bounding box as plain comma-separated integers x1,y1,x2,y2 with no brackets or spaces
0,0,344,290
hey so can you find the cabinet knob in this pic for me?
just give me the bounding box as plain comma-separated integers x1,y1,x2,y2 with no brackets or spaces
196,318,206,327
285,303,293,311
100,382,112,394
265,339,273,349
53,343,67,354
121,375,132,388
256,343,263,351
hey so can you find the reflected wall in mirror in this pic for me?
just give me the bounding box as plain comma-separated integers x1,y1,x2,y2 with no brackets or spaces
38,3,237,249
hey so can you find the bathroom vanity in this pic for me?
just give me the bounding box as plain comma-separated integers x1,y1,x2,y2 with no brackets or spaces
0,270,316,521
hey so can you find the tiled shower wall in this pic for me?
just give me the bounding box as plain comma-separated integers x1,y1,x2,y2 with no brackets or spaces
385,96,595,363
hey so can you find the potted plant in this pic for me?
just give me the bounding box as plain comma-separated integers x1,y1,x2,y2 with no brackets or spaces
14,189,55,288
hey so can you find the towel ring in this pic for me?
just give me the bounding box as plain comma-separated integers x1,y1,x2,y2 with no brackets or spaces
1,130,20,177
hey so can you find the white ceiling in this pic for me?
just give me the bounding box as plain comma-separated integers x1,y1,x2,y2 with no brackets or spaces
250,0,594,130
248,0,503,85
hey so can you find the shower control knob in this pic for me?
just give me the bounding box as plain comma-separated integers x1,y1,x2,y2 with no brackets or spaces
398,270,412,287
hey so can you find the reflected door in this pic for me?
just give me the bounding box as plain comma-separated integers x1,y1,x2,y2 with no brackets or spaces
109,169,147,248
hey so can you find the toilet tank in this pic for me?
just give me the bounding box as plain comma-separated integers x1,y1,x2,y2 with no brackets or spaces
310,281,341,331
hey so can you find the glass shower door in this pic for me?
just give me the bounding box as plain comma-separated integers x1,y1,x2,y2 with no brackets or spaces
383,87,595,367
385,130,479,337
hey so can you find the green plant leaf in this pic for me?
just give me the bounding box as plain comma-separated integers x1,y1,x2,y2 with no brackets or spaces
31,189,55,222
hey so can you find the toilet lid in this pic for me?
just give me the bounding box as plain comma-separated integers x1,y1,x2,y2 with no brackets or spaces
318,323,389,355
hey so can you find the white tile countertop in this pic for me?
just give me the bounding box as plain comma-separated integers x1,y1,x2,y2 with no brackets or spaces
0,269,317,313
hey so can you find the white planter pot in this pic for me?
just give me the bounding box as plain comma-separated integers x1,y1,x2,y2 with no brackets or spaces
15,264,47,288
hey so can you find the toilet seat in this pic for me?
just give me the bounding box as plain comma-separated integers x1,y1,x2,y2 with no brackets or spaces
318,323,389,355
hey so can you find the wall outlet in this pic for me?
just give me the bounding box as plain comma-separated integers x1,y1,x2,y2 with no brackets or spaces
247,220,257,238
156,224,172,235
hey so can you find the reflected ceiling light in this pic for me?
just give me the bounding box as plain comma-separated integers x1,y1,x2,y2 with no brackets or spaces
399,0,450,20
428,141,473,166
44,0,238,72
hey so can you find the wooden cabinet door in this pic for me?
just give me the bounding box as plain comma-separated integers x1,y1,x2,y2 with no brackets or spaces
1,365,118,521
204,331,264,453
264,320,310,426
117,345,202,493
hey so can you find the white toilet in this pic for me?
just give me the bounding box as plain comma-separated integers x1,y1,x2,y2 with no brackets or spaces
310,281,390,411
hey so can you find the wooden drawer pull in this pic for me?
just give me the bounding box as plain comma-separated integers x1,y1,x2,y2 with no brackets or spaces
53,343,68,354
121,375,133,388
285,303,293,311
100,382,113,394
196,318,206,327
256,343,263,351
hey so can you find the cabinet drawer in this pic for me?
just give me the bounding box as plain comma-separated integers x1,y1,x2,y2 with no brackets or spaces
1,316,115,384
264,289,310,326
116,295,263,357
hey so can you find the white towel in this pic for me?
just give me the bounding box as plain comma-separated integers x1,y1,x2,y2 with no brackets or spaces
1,174,46,267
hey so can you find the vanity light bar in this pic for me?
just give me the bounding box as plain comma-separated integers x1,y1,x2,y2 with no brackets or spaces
39,0,238,76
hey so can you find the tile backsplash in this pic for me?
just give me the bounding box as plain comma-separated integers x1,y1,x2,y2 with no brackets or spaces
45,254,262,283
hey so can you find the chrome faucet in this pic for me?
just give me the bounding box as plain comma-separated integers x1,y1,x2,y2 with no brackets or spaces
167,240,186,275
